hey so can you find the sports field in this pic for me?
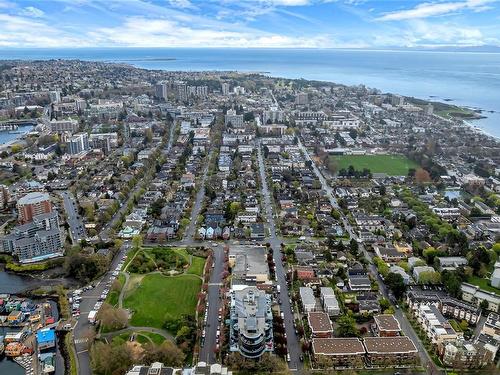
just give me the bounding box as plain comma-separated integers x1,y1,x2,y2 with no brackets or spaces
330,154,418,176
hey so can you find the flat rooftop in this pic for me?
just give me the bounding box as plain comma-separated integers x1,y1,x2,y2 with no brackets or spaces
307,312,333,333
363,336,418,354
374,314,401,332
312,338,365,356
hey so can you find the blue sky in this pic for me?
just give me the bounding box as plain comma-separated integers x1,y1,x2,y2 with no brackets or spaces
0,0,499,48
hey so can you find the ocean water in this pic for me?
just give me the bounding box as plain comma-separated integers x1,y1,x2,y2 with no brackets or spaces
1,48,499,137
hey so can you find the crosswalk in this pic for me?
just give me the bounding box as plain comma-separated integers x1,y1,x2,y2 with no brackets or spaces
74,338,88,344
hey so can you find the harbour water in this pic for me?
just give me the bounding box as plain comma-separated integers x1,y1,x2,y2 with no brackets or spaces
0,125,35,146
1,48,499,137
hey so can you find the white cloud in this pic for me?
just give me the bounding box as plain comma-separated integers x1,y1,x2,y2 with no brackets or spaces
378,0,495,21
169,0,196,9
20,6,45,18
88,16,336,47
0,14,89,47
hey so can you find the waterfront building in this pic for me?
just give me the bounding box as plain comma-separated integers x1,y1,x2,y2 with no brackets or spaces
1,211,63,263
17,192,52,224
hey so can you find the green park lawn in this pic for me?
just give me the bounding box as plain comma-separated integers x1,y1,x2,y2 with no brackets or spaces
330,154,418,176
123,273,202,329
467,275,500,294
171,247,205,276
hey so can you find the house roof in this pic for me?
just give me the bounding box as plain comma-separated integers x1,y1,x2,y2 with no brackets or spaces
363,337,417,354
374,314,401,332
312,338,365,356
308,312,333,333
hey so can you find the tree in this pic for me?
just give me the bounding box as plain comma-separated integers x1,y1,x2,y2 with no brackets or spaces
90,341,134,375
385,272,407,299
141,341,185,367
415,168,431,183
418,270,441,285
480,299,489,311
132,234,143,250
349,238,359,256
336,314,359,337
97,303,128,331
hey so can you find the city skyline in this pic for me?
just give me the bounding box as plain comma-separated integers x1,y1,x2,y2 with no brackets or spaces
0,0,499,49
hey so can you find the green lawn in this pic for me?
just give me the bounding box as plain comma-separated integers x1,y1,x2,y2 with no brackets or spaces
171,247,205,276
330,154,418,176
123,273,201,329
467,275,500,294
137,331,166,345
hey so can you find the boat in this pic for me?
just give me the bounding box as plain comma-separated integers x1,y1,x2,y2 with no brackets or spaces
4,342,22,357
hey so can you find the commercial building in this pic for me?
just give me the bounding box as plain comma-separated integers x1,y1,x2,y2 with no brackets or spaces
228,246,269,285
307,312,333,338
229,286,273,358
37,329,56,350
1,212,63,263
17,192,52,224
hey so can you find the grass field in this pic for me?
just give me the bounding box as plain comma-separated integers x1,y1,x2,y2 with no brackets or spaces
330,154,418,176
467,275,500,294
123,273,201,329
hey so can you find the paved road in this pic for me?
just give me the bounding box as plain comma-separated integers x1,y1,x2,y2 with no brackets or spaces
100,326,174,341
298,136,440,374
183,148,214,243
258,141,302,372
60,191,86,243
72,240,132,375
297,138,339,209
100,122,175,242
198,246,224,364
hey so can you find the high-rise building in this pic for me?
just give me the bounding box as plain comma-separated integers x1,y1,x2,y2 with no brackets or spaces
49,91,61,104
221,82,230,96
155,83,168,101
66,132,89,155
263,106,284,124
391,95,404,107
229,286,273,358
49,118,79,133
0,184,10,210
176,82,188,101
425,103,434,115
224,109,244,127
295,92,309,105
17,192,52,224
1,212,63,263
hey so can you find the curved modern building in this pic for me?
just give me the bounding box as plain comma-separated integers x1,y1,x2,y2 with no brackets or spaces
229,286,273,358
